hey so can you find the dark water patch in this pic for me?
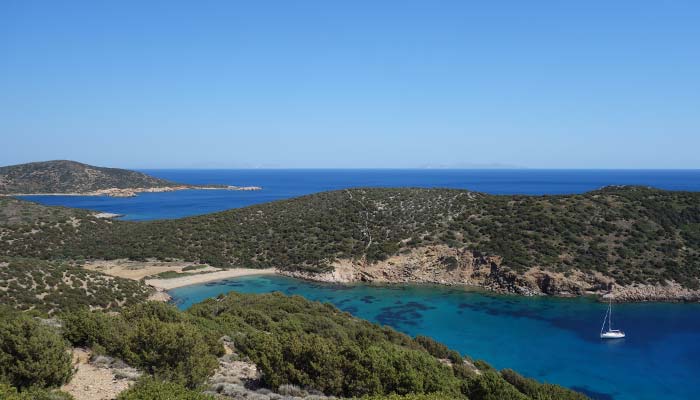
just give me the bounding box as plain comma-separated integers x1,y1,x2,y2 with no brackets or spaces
458,300,602,342
376,301,434,327
309,282,354,291
360,295,376,304
335,298,353,306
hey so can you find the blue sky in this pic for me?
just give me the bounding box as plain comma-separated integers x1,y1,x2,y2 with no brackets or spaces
1,1,698,169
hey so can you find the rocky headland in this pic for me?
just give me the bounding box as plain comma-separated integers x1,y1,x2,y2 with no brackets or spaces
0,160,262,197
279,245,700,302
1,185,262,198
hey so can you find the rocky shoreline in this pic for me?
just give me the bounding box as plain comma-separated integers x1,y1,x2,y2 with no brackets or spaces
277,245,700,303
2,185,262,198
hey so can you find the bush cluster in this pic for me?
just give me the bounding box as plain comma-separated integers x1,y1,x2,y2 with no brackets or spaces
0,257,151,315
61,302,222,388
116,378,214,400
0,308,73,392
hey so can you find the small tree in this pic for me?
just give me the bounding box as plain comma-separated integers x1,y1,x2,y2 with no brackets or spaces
0,315,73,389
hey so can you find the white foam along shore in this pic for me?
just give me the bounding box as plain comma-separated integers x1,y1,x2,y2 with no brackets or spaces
145,268,277,290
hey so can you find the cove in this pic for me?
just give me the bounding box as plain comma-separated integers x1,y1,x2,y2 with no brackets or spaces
169,275,700,400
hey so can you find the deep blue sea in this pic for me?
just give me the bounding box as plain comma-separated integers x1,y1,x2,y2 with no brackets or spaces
20,169,700,399
19,169,700,220
171,275,700,400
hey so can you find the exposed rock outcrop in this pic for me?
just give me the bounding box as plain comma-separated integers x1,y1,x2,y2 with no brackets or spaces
611,281,700,302
279,245,700,302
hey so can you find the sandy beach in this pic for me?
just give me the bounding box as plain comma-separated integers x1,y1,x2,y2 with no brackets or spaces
84,259,278,290
145,268,277,290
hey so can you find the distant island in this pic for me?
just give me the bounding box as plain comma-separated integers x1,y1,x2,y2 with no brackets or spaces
0,160,261,197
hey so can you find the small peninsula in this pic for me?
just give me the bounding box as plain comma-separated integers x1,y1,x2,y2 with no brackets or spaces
0,160,261,197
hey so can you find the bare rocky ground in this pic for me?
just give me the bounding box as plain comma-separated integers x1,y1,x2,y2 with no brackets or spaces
61,349,141,400
83,259,207,280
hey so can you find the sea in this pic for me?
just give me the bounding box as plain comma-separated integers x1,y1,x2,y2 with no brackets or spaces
19,169,700,221
19,169,700,400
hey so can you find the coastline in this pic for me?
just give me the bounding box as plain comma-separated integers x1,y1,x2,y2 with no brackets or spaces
1,185,262,198
82,252,700,303
276,245,700,303
279,269,700,303
146,268,277,290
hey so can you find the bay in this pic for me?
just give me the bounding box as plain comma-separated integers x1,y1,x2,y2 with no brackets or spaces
170,275,700,400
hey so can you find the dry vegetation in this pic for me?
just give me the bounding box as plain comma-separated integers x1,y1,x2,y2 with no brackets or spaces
1,186,699,289
0,258,152,315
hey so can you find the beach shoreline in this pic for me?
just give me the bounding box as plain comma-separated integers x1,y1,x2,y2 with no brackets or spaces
146,268,277,290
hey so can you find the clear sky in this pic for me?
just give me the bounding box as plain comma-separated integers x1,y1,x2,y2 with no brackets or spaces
1,1,699,169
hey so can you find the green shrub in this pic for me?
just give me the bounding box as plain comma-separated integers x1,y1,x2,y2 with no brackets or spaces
415,335,462,363
116,378,214,400
0,383,75,400
359,393,462,400
182,265,207,272
500,369,588,400
462,371,528,400
61,303,220,388
0,314,73,389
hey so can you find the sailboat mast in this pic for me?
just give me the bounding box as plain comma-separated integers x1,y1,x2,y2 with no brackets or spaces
608,298,612,330
600,302,608,334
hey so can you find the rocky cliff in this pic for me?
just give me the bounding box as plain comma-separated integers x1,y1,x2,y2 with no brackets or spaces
279,245,700,302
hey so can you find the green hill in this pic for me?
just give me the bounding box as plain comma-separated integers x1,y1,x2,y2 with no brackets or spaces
0,160,176,194
1,186,699,291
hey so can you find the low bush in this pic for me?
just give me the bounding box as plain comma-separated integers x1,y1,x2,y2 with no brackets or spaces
0,311,73,390
501,369,588,400
62,303,220,388
0,384,74,400
116,378,214,400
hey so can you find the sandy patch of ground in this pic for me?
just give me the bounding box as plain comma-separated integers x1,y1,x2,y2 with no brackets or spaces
61,348,137,400
146,268,277,290
84,259,211,280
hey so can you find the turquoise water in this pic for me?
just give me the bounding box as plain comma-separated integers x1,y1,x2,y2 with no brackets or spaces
20,169,700,220
170,275,700,400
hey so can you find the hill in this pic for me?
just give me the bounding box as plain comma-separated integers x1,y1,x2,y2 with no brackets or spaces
1,186,699,299
0,257,152,315
0,160,177,194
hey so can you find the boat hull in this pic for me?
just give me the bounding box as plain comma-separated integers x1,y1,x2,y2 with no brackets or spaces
600,331,625,339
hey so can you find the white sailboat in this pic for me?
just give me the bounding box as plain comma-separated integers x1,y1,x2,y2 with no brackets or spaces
600,297,625,339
